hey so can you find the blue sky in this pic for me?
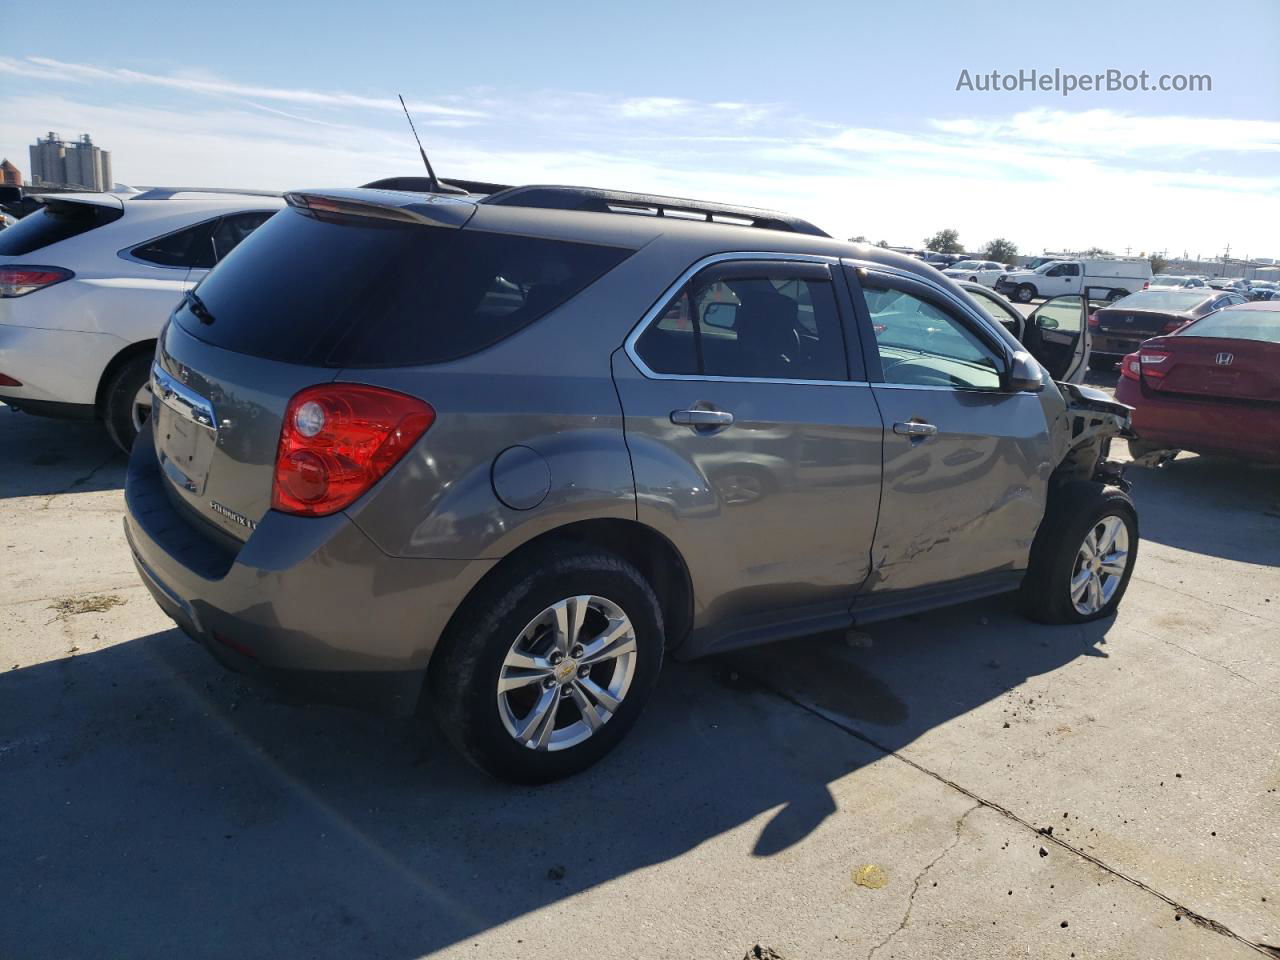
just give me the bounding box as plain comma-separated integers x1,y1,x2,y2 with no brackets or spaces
3,0,1278,257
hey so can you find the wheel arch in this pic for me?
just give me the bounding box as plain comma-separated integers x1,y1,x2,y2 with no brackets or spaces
95,339,157,413
437,518,695,659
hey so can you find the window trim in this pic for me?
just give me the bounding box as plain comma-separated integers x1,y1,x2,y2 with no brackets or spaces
624,251,867,386
843,260,1017,391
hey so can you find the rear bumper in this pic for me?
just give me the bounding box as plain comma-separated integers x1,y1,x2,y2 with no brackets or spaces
0,322,127,406
123,428,496,714
1115,377,1280,463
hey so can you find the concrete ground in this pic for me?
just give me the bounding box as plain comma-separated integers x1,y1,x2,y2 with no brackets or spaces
1,394,1277,960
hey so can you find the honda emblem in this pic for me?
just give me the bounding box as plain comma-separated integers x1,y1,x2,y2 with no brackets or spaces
1215,352,1233,366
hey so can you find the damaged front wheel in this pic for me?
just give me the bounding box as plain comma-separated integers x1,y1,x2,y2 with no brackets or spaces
1019,482,1138,624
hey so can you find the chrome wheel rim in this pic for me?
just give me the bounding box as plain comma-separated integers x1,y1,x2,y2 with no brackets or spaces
1070,516,1130,615
497,595,637,752
130,382,153,434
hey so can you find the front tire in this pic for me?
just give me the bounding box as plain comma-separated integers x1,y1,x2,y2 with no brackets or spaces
429,548,664,783
102,355,153,453
1020,482,1137,624
1014,283,1036,303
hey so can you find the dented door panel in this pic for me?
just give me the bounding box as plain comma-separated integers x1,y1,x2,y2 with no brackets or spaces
861,386,1054,593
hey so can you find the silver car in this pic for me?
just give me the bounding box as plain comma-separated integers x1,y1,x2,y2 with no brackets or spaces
124,183,1138,782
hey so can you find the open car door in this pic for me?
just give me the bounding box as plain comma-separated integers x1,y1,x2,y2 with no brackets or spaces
1022,288,1106,381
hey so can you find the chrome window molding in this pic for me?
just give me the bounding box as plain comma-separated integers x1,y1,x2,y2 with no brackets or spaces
622,250,872,386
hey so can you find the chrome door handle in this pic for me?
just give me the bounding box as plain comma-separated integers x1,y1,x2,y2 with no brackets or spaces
893,420,938,437
671,408,734,427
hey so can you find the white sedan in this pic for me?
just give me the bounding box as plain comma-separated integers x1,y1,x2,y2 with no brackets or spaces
942,259,1007,287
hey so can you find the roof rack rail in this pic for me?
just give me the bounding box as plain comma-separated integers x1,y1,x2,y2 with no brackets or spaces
130,187,284,200
361,176,513,196
480,185,830,237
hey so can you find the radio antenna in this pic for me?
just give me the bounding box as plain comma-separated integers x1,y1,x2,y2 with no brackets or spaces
398,93,442,193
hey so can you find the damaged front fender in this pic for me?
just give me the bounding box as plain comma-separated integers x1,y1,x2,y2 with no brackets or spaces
1048,381,1137,488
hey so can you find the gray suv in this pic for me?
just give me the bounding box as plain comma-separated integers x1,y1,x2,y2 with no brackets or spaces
124,183,1138,782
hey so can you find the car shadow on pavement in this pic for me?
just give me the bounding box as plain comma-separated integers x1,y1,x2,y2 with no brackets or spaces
0,409,124,500
1126,455,1280,565
1,599,1112,959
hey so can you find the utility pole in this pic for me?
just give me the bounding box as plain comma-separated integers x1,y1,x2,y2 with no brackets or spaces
1124,246,1132,256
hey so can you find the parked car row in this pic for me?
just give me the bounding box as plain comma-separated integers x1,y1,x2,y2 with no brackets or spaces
0,188,284,449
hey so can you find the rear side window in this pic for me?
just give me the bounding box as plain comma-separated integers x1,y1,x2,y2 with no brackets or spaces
0,201,123,256
131,220,217,268
177,208,634,367
635,266,848,381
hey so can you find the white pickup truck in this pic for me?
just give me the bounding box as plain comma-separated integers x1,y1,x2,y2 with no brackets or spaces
995,257,1152,304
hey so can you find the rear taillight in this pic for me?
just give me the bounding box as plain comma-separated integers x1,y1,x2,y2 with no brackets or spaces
0,266,74,298
1142,281,1150,290
1087,312,1098,328
0,373,21,387
272,384,435,517
1120,352,1141,381
1160,320,1186,334
1139,350,1170,379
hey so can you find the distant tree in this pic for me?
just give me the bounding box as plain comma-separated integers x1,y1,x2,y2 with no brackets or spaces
849,234,868,243
982,238,1018,263
924,229,963,254
876,239,890,248
1150,254,1171,274
1081,246,1113,257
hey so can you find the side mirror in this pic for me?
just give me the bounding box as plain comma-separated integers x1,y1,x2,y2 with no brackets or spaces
1006,350,1044,392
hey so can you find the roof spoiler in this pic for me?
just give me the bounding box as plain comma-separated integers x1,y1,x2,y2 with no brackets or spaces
284,190,476,228
360,176,513,196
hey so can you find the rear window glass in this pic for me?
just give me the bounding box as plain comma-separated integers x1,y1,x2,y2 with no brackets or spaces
177,208,634,367
1179,308,1280,343
1112,290,1206,310
0,201,123,256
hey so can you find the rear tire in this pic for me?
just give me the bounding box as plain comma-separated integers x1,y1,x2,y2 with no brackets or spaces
1088,354,1115,372
428,548,664,783
102,355,153,454
1107,289,1128,303
1014,284,1036,303
1019,482,1137,625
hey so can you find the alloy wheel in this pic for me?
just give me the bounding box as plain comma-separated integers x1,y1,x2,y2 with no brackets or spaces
497,595,637,752
1069,516,1130,615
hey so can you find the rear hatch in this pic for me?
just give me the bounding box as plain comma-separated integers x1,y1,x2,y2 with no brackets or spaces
155,189,633,545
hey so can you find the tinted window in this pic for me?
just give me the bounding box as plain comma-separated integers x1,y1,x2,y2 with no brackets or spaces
0,201,123,255
1112,290,1207,311
864,285,1002,390
177,207,634,367
131,220,217,268
635,269,847,381
210,211,274,264
1179,307,1279,343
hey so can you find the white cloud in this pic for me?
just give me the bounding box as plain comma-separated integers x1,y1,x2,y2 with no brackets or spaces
9,56,484,119
1,57,1276,258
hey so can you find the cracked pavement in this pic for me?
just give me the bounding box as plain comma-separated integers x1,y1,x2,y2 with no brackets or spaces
1,403,1277,959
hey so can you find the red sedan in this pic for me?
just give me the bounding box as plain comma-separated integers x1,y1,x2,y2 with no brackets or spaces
1115,301,1280,463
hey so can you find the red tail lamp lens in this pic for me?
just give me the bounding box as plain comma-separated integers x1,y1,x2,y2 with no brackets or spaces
272,384,435,517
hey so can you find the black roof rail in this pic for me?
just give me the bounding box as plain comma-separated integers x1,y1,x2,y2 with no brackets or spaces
361,176,512,196
480,185,830,237
131,186,284,200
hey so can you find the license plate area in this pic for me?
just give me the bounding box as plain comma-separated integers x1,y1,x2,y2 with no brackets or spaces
152,365,217,496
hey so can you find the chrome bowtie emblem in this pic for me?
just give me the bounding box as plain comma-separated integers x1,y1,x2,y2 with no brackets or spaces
1215,352,1233,366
